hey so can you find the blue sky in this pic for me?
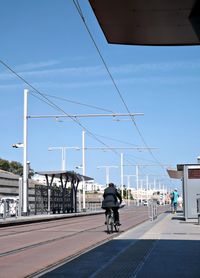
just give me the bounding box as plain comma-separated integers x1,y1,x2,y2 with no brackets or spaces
0,0,199,191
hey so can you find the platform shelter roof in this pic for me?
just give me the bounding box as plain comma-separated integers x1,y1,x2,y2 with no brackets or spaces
89,0,200,46
36,170,93,182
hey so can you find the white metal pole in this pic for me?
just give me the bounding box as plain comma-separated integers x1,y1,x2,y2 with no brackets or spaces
162,184,165,204
23,89,28,215
82,130,86,211
140,180,143,204
127,175,130,206
154,178,156,192
18,177,22,217
136,165,139,206
61,147,65,171
78,189,81,212
146,175,149,200
120,153,124,198
106,167,109,185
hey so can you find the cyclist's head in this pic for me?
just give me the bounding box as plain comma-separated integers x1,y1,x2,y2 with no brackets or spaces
108,182,115,187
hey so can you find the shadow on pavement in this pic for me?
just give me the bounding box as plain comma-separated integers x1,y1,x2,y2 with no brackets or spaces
40,237,200,278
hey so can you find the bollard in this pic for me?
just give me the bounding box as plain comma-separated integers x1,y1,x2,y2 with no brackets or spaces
148,200,154,221
197,197,200,224
198,214,200,225
3,200,6,220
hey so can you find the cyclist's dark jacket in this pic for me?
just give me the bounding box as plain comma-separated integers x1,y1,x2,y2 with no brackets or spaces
102,186,122,208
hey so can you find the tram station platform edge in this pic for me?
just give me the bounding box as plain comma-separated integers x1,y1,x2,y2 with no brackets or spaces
0,210,103,227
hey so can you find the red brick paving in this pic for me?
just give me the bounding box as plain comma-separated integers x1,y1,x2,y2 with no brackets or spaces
0,206,168,277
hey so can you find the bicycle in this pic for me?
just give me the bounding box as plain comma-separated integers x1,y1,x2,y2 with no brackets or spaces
106,208,120,234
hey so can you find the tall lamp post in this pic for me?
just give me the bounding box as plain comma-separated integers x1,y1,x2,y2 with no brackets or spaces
48,146,80,171
23,89,29,215
124,174,135,205
82,130,86,211
12,89,29,216
120,153,124,198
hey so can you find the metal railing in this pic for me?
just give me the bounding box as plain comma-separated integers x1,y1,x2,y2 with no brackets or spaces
148,200,158,221
0,199,19,220
85,201,102,212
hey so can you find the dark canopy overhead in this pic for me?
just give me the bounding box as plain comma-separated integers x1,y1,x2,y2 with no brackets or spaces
36,171,93,182
89,0,200,46
167,168,182,179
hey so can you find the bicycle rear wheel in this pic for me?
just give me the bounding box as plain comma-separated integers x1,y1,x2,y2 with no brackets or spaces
114,223,120,232
106,214,114,234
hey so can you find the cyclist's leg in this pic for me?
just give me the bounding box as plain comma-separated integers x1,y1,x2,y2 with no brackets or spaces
105,208,109,224
113,207,120,224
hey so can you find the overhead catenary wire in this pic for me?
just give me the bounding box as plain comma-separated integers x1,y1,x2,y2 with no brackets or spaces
92,132,140,147
43,93,115,113
73,0,167,172
30,91,155,171
0,59,130,161
0,58,158,176
31,94,147,149
30,91,163,178
0,2,170,183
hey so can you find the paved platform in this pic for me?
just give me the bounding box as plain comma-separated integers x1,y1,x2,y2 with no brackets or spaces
40,211,200,278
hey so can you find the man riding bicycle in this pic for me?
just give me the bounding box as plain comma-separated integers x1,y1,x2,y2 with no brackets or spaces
102,182,122,225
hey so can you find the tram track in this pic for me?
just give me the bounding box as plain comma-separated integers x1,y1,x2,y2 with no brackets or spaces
29,208,168,278
0,208,148,258
0,223,106,258
0,206,169,278
0,214,104,237
28,211,153,277
27,232,119,278
0,208,154,256
0,207,144,237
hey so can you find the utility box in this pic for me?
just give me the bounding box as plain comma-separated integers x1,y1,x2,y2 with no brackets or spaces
177,164,200,220
167,164,200,220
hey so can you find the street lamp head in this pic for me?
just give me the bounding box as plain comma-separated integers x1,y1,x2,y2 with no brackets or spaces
76,165,83,169
12,143,24,148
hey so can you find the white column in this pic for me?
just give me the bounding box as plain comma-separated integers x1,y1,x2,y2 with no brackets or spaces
146,175,149,201
120,153,124,197
106,167,109,185
154,178,156,192
82,130,86,211
136,165,139,206
61,147,66,171
18,177,22,217
140,179,143,204
127,175,130,206
23,89,28,215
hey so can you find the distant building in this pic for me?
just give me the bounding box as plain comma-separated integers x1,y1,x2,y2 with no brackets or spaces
81,180,103,192
130,188,167,203
0,170,20,198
